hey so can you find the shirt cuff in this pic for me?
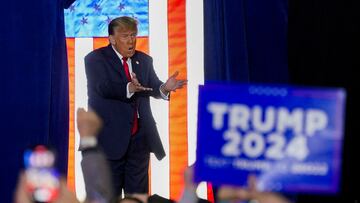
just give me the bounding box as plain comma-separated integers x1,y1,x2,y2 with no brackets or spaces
159,84,169,100
126,82,134,98
79,136,97,150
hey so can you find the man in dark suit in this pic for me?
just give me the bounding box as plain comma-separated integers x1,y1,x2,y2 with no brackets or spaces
84,16,186,200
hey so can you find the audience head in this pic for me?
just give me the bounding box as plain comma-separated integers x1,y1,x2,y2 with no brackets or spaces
118,196,144,203
183,166,292,203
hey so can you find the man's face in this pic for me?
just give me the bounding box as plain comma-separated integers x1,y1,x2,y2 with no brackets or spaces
110,27,137,58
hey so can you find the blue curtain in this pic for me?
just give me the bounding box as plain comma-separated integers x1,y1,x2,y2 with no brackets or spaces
203,0,288,200
0,0,73,202
204,0,288,83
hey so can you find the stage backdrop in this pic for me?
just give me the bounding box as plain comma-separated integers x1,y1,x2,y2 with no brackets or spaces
1,0,74,202
64,0,206,201
64,0,288,201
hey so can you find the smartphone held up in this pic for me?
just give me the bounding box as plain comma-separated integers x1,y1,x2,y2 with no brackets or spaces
23,145,60,203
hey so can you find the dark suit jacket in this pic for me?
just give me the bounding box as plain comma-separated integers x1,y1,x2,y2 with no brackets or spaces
84,45,166,160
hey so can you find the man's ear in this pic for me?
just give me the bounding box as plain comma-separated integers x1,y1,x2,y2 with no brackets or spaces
109,35,115,45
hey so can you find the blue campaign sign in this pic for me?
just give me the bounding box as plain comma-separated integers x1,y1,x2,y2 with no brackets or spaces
194,84,346,194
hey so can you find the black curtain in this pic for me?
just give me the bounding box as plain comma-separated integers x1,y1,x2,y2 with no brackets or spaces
289,0,359,202
204,0,289,83
0,0,74,202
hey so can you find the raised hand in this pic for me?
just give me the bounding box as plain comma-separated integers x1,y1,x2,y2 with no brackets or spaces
77,108,102,138
162,71,187,94
129,72,153,93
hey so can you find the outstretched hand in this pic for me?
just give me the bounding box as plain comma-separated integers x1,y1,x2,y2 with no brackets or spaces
129,72,153,93
162,71,187,94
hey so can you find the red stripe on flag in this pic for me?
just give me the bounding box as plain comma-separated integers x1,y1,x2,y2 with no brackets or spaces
207,183,215,203
168,0,188,201
93,37,108,50
66,38,76,193
136,37,150,54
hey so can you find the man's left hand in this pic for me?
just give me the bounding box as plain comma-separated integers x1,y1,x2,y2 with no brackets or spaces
162,71,187,94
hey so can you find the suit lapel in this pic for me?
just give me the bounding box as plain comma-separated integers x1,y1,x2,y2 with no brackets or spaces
103,45,128,81
131,52,142,82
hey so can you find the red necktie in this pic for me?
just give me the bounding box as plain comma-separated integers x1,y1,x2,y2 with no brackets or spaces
122,57,138,135
122,57,131,81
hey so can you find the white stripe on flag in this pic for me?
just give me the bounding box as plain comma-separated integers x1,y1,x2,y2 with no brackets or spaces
186,0,206,199
149,0,170,199
74,38,93,202
186,0,205,169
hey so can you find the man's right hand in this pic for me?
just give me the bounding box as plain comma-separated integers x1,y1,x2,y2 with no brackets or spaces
128,72,153,93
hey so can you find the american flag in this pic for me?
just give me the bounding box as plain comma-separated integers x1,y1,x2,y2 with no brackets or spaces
64,0,209,201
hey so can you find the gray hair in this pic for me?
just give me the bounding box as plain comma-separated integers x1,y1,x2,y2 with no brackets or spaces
108,16,138,35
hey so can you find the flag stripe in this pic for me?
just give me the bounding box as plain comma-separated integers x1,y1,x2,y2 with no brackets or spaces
74,38,94,201
185,0,204,167
185,0,207,199
207,183,215,202
148,0,170,198
66,38,76,193
136,37,150,54
168,0,188,200
93,37,109,50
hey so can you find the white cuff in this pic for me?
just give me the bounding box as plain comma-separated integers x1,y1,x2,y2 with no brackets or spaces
79,137,97,149
126,82,134,98
159,84,169,99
